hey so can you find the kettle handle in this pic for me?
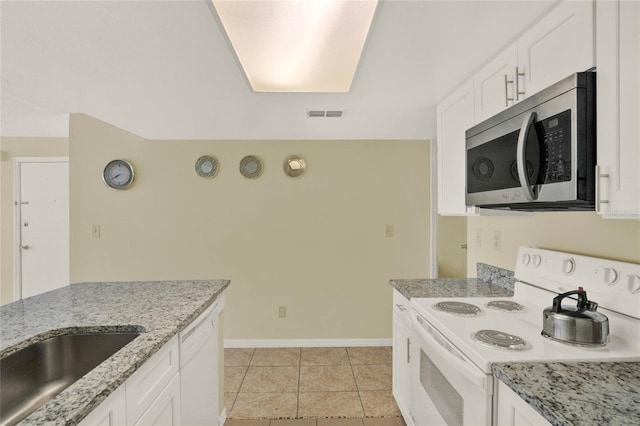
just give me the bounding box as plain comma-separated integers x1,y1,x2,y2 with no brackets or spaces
551,288,598,313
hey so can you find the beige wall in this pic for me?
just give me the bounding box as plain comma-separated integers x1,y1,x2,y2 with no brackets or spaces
69,114,431,340
467,212,640,275
0,137,69,304
437,215,467,277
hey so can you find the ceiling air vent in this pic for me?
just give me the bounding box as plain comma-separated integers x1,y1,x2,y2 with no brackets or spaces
306,110,344,118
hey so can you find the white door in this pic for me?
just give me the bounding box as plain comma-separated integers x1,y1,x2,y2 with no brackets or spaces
15,158,69,299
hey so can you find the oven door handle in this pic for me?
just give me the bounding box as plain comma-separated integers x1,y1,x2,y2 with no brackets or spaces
413,313,488,393
516,111,538,201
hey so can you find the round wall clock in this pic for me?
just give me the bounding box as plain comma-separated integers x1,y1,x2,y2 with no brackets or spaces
195,155,219,179
103,159,135,190
239,155,263,179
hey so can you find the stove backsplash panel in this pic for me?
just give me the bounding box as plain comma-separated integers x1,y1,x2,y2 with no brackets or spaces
477,263,515,291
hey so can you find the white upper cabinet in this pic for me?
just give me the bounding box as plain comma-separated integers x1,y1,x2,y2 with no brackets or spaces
436,0,597,216
474,43,518,123
595,0,640,219
517,0,595,97
436,78,478,216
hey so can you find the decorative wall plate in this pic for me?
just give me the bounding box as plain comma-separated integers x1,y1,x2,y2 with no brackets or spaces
195,155,219,179
283,155,307,178
103,159,135,190
239,155,263,179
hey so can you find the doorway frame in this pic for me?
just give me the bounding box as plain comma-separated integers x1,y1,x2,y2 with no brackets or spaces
13,156,69,301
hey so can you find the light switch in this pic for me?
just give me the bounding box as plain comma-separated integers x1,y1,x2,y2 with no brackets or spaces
278,306,287,318
493,230,501,251
91,225,101,239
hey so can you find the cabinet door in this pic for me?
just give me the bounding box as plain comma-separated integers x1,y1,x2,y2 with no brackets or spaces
134,374,182,426
126,336,179,424
496,381,550,426
78,385,126,426
474,43,518,122
392,312,413,426
436,78,478,216
596,0,640,218
517,0,594,97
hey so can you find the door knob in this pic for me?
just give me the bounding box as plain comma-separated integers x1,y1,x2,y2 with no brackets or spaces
21,245,29,250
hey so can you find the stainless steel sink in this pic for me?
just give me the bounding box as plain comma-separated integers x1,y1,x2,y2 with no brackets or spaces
0,332,140,426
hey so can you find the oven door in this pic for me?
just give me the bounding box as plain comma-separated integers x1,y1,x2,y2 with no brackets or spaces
410,311,492,426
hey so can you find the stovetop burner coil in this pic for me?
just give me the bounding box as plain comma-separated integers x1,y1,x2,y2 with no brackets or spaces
471,329,530,351
485,300,527,313
432,301,482,317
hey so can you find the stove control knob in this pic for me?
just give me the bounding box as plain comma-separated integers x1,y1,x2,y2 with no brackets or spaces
562,258,576,275
532,254,542,268
522,254,531,266
628,275,640,294
603,268,619,285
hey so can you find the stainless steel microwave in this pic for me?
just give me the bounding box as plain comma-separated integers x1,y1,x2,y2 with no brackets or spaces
465,72,596,211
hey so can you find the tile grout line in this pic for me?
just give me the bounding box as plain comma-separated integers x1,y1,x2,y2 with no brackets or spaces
297,347,302,419
346,347,367,417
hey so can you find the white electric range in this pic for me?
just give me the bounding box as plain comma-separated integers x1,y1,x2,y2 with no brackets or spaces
408,247,640,426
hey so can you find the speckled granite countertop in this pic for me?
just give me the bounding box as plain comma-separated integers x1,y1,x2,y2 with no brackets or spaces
493,362,640,426
0,279,229,425
389,278,513,299
389,263,515,299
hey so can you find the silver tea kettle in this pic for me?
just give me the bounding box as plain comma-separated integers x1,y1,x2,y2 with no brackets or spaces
541,287,609,346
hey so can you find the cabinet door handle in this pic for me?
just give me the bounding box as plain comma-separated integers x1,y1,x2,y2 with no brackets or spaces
595,165,610,214
406,337,411,364
395,303,407,312
504,74,514,107
514,66,525,101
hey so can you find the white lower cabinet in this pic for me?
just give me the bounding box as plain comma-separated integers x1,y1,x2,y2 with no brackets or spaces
80,296,225,426
134,374,181,426
126,336,180,423
79,384,127,426
392,290,414,426
495,381,550,426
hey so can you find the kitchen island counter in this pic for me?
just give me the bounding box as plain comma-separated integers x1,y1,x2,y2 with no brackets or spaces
0,279,229,425
493,361,640,426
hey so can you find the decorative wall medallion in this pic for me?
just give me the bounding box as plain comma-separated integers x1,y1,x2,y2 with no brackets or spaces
239,155,263,179
195,155,219,179
283,155,307,178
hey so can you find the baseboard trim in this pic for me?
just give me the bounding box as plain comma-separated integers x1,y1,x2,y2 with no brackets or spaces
224,338,392,348
218,407,226,426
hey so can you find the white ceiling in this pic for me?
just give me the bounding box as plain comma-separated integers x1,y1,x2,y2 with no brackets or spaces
1,0,559,140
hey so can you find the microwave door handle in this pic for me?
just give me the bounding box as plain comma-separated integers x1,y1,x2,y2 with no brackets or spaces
516,111,538,201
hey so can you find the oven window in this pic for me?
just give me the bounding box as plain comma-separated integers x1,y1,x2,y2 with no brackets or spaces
420,349,463,426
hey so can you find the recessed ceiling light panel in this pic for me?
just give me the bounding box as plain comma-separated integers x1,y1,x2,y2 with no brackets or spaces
212,0,378,93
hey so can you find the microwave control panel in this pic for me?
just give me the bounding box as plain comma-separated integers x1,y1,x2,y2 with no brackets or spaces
538,109,572,183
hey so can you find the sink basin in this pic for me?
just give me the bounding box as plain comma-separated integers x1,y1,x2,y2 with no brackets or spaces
0,332,140,426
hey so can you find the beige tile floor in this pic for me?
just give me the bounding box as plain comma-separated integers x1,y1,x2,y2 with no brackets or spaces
224,347,405,426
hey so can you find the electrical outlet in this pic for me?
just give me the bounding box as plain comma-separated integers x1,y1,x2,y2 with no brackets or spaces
493,230,501,251
475,229,482,248
278,306,287,318
384,224,394,238
91,225,101,239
